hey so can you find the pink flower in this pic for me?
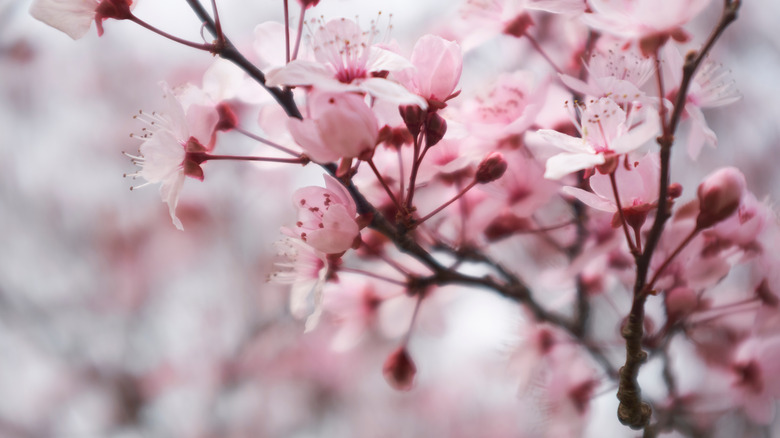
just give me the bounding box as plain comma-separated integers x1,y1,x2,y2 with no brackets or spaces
292,174,360,254
562,154,659,228
270,238,329,332
266,18,426,108
559,47,654,106
30,0,134,40
583,0,712,55
662,45,741,159
730,336,780,424
394,34,463,104
124,83,219,230
538,97,659,179
288,91,379,163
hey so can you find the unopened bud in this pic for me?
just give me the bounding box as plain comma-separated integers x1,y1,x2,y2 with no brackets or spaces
215,102,238,132
696,167,746,229
425,113,447,148
382,347,416,391
475,152,508,184
503,12,534,38
400,105,425,138
668,183,683,199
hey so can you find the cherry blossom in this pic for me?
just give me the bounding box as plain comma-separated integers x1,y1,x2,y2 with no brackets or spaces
562,154,659,228
270,238,329,332
663,45,741,159
559,47,654,106
30,0,134,40
730,335,780,424
292,174,360,255
124,83,219,230
538,97,659,179
266,17,427,108
288,90,379,163
582,0,713,55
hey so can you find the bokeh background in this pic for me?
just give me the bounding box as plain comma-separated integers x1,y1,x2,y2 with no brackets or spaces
1,0,779,437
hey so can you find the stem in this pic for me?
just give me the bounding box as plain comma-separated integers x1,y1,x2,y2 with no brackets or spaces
416,180,477,225
233,126,300,157
646,227,699,292
610,170,639,256
339,267,407,287
283,0,290,63
524,31,563,75
367,158,404,214
210,0,223,43
291,8,307,62
201,153,308,164
128,15,215,52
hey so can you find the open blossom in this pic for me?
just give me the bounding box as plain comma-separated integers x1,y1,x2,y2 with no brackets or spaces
266,17,426,108
292,174,360,254
288,91,379,163
270,238,329,332
582,0,712,54
538,97,659,179
663,45,741,159
562,154,659,228
124,83,219,230
730,336,780,424
559,47,654,106
30,0,134,40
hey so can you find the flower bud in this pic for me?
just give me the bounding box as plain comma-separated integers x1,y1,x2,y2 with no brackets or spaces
399,105,425,138
425,113,447,148
475,152,508,184
696,167,746,229
382,347,416,391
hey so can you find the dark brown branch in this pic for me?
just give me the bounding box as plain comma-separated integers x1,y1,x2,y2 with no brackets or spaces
616,0,741,430
184,0,301,119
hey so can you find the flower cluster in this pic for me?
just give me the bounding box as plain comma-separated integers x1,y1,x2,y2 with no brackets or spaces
29,0,780,435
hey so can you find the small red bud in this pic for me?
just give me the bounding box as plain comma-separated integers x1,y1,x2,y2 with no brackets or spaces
215,102,238,132
399,105,425,138
424,113,447,148
503,13,534,38
668,183,683,198
475,152,508,184
382,347,416,391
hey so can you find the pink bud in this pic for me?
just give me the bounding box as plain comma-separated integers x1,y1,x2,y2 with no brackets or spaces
424,113,447,148
382,347,416,391
403,35,462,102
696,167,746,229
475,152,508,184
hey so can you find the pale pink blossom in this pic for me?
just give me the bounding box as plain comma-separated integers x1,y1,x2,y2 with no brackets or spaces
288,91,379,163
266,18,426,108
730,336,780,424
559,47,654,106
394,34,463,104
292,174,360,254
663,45,741,159
562,154,659,228
124,83,219,230
582,0,712,54
538,97,659,179
30,0,134,40
270,238,329,332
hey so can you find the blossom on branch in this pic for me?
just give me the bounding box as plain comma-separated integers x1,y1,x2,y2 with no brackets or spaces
288,91,379,163
124,83,219,230
538,97,659,179
29,0,134,40
291,174,361,255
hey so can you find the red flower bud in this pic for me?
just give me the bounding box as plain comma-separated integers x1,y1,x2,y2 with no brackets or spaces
475,152,508,184
382,347,416,391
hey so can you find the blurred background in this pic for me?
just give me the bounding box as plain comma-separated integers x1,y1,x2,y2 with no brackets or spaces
1,0,779,437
